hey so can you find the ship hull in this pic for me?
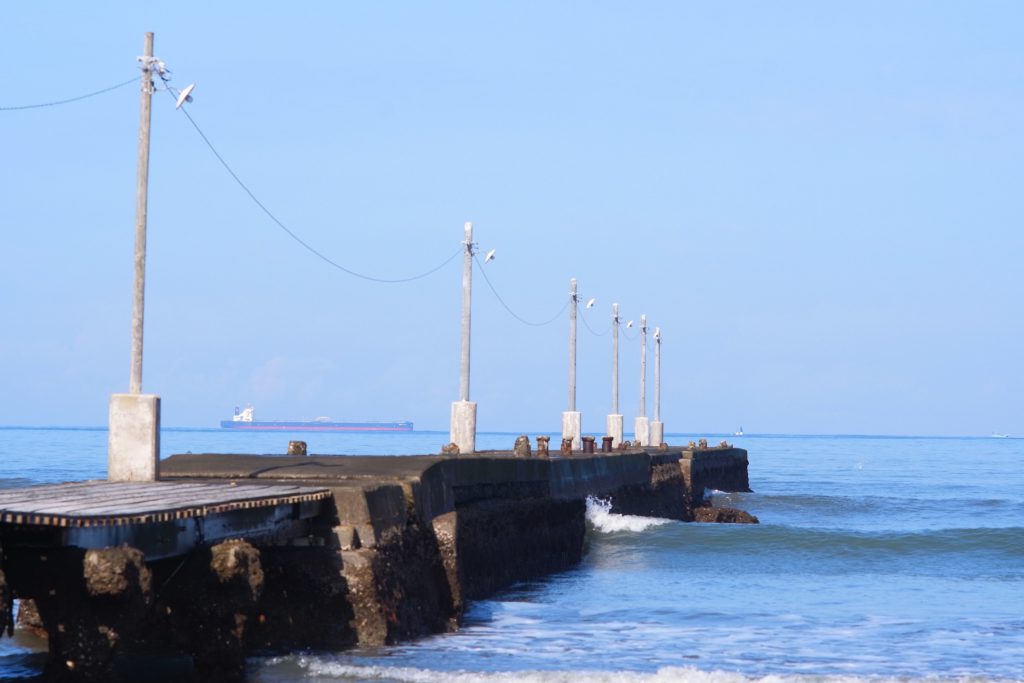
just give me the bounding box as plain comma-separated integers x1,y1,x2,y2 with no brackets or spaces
219,420,413,432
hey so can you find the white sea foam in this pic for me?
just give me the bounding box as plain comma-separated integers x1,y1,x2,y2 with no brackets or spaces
584,496,673,533
296,660,1019,683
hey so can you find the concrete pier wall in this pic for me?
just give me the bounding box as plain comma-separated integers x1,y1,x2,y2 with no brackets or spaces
253,447,752,647
7,446,751,680
680,447,752,502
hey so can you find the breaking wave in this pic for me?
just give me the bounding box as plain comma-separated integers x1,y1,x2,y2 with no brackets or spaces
293,660,1021,683
585,496,673,533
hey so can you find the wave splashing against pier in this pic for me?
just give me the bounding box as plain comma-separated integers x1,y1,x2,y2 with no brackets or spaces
585,496,674,533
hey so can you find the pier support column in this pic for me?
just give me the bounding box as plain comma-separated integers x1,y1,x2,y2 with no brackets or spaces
8,546,153,682
606,414,623,448
0,543,10,638
562,411,581,451
650,421,664,447
634,416,650,448
108,393,160,481
450,401,477,454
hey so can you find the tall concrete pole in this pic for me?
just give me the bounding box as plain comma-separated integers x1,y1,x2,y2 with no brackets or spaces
459,221,473,403
654,328,661,422
568,278,577,412
611,303,619,415
650,327,664,447
634,314,649,447
450,221,477,454
129,31,154,395
562,278,581,450
109,32,161,482
607,303,623,446
639,315,647,417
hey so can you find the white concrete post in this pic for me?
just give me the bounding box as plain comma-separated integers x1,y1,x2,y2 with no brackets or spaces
109,394,161,481
650,327,664,447
607,303,623,446
562,278,582,450
634,314,649,447
450,221,477,454
450,400,477,455
109,32,161,482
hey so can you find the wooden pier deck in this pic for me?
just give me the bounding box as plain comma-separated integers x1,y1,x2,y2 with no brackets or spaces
0,480,333,560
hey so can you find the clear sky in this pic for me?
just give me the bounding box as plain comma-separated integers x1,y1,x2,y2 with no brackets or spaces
2,2,1021,436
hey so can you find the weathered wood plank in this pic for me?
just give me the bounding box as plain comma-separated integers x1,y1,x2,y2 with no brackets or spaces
0,481,331,528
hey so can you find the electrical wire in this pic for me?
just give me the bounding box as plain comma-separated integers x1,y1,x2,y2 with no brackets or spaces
171,94,461,283
0,77,137,111
578,304,612,336
473,254,569,327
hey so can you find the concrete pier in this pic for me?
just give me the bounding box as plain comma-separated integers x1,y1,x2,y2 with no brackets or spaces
0,481,332,680
0,444,752,681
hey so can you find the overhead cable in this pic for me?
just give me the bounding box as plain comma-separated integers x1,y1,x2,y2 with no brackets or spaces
171,93,461,283
474,254,569,327
0,77,138,111
578,304,612,336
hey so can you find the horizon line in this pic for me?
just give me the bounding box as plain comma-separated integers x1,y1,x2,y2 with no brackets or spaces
0,424,1015,440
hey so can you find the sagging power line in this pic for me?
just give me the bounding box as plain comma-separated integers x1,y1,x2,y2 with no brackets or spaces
171,99,462,283
0,76,137,111
473,253,570,327
579,303,612,337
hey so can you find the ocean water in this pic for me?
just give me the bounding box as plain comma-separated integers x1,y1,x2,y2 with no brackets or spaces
0,428,1021,682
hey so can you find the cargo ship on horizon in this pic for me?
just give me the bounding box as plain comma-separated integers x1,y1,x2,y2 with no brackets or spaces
219,406,413,432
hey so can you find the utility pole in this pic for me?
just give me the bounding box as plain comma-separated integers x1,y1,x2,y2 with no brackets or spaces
130,32,154,395
459,221,473,403
568,278,577,412
562,278,582,450
607,303,623,446
634,314,649,447
450,221,477,454
650,327,664,447
109,31,161,482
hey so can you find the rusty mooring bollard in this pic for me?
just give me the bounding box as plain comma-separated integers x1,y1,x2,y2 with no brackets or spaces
560,438,573,455
601,436,614,453
582,435,596,454
513,435,531,457
536,435,550,457
287,440,307,456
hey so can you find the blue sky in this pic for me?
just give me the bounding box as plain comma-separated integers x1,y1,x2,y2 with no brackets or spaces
2,2,1021,436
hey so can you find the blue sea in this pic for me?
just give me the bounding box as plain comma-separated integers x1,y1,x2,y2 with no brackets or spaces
0,428,1021,682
